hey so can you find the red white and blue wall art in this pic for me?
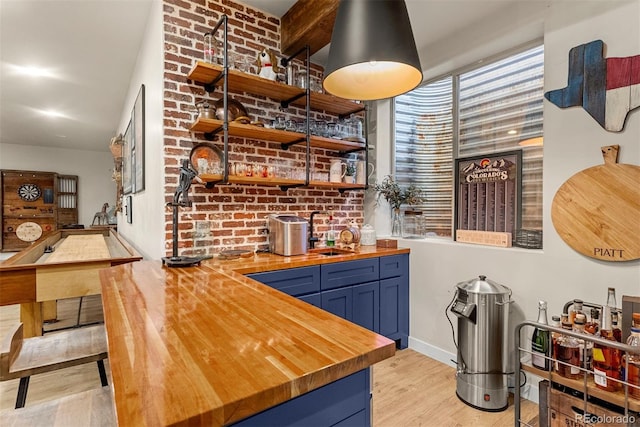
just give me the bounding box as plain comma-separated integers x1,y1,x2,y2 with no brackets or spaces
545,40,640,132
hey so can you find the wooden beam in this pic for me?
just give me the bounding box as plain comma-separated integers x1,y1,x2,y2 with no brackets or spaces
281,0,339,57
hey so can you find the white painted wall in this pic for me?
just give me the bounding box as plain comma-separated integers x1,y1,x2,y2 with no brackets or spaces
115,0,164,260
0,142,114,227
372,0,640,383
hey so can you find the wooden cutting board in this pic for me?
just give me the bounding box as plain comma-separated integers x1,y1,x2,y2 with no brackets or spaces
551,145,640,261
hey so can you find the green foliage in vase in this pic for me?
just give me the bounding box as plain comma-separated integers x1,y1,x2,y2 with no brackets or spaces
345,162,356,176
373,175,425,210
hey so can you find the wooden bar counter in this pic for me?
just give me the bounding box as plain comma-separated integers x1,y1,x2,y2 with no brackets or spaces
100,247,403,426
0,228,142,337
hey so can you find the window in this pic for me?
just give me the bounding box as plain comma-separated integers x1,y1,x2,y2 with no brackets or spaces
394,44,544,244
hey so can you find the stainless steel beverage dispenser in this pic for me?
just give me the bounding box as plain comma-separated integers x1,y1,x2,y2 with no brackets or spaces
450,275,512,411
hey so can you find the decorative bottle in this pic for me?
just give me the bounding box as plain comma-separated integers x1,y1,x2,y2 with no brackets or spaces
569,299,584,325
551,315,561,372
573,313,592,371
531,300,550,370
557,320,581,379
624,326,640,399
585,308,600,335
593,306,621,391
607,287,622,341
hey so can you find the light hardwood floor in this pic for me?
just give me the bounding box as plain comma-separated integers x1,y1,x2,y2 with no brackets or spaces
0,298,539,426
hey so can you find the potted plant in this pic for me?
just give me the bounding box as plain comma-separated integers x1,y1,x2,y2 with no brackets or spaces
373,175,425,236
343,162,356,184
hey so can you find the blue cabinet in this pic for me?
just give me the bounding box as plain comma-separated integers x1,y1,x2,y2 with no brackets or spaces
378,254,409,348
246,265,320,297
321,287,353,320
232,368,371,427
246,254,409,348
353,282,380,332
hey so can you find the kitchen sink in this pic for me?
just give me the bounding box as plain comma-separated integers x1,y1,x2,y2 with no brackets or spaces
308,248,354,256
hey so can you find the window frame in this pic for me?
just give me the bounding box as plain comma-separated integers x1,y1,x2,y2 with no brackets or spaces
391,39,544,242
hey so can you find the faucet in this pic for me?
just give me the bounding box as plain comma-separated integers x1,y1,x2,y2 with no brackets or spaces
309,210,327,249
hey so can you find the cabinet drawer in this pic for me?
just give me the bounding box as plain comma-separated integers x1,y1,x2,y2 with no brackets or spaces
321,259,379,290
379,254,408,279
246,266,320,296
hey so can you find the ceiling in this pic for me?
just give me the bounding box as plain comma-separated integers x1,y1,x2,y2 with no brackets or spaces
0,0,525,153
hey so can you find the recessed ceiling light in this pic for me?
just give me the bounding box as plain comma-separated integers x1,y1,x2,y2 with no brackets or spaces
12,64,56,78
41,109,66,118
507,130,517,135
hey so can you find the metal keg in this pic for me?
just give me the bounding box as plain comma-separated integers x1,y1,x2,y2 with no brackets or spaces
450,275,512,411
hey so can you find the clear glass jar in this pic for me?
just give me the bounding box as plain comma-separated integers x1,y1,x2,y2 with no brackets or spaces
402,210,424,239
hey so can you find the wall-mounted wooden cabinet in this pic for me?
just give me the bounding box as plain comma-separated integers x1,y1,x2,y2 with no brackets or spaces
1,170,79,252
56,174,78,229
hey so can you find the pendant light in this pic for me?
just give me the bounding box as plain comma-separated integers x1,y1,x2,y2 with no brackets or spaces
323,0,423,101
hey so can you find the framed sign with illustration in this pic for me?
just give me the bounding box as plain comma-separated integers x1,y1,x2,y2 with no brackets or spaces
122,120,132,195
454,150,522,241
133,84,145,193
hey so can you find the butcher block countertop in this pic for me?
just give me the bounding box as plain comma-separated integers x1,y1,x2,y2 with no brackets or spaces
100,246,406,426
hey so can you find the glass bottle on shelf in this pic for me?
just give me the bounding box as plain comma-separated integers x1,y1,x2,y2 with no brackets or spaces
606,287,622,342
593,306,621,392
569,299,584,325
624,326,640,399
585,307,600,335
557,320,581,379
203,32,215,63
633,312,640,328
531,300,550,371
551,315,561,372
573,313,592,371
402,210,424,239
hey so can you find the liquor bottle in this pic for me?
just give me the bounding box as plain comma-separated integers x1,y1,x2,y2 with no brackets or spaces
557,321,581,379
531,301,550,370
624,326,640,399
593,306,621,391
573,314,592,370
569,299,584,325
585,307,600,335
606,287,622,342
551,315,561,372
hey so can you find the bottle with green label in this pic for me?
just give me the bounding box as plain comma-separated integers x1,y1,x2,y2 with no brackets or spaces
531,300,550,370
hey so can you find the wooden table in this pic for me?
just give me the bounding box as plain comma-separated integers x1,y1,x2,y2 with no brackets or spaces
100,260,396,426
0,228,142,337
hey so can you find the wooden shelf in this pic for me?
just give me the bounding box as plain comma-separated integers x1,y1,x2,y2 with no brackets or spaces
187,62,365,116
521,363,640,412
198,175,364,191
190,118,365,152
199,174,305,188
310,181,366,190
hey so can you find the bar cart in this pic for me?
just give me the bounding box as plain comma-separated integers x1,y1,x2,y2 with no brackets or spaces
514,302,640,427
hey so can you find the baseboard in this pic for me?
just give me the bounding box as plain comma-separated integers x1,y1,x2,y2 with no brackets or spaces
408,336,539,404
408,336,457,368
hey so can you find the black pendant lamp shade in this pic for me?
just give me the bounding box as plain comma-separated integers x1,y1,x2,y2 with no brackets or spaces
323,0,423,101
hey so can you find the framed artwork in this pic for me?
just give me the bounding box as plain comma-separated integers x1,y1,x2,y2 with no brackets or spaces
122,120,132,195
454,150,522,241
133,84,145,193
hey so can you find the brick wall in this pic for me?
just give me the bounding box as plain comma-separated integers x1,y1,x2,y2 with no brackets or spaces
163,0,365,256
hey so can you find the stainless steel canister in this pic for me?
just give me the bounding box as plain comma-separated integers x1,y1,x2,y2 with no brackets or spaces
450,275,512,411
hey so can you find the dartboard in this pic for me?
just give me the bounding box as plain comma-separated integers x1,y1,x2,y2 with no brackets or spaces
18,183,41,202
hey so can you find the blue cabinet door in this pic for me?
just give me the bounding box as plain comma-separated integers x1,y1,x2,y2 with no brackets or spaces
321,287,353,321
321,258,378,290
379,275,409,348
352,281,379,333
380,254,408,279
298,292,321,308
246,266,320,297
